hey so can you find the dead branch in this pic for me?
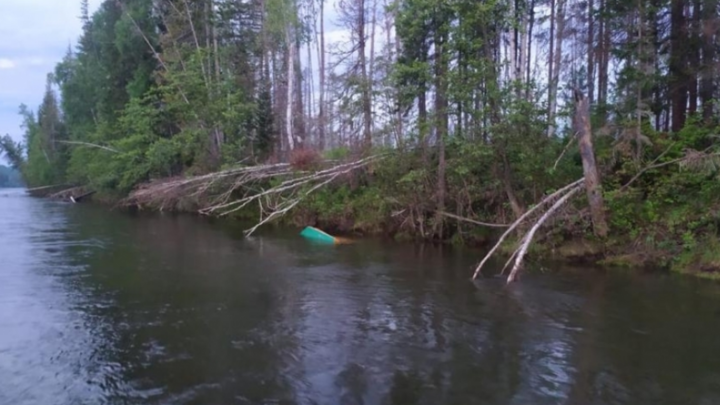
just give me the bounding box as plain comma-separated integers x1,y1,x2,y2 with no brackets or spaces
55,140,119,153
435,211,509,228
505,184,583,283
244,172,343,237
124,154,386,235
553,134,577,170
619,146,718,191
471,178,584,280
202,155,383,216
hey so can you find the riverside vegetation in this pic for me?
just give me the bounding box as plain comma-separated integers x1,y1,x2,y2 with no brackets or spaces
1,0,720,278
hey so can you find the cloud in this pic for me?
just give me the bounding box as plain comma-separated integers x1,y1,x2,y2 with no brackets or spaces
0,58,16,69
0,0,102,148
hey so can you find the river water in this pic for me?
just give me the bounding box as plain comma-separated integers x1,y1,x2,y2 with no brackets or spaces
2,188,720,405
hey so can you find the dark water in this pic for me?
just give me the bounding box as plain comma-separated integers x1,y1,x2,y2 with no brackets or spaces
2,188,720,405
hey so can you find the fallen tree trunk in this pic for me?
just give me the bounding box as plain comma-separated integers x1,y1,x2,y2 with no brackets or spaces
471,178,584,280
505,184,583,282
123,154,386,235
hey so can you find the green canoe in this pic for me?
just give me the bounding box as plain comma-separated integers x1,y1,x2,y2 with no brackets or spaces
299,226,338,244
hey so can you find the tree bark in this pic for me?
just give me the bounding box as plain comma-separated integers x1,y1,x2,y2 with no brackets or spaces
293,22,305,147
587,0,595,104
574,90,608,238
286,32,295,151
525,0,535,100
317,0,326,149
597,0,610,121
434,13,448,237
700,0,718,123
547,0,566,138
358,0,372,149
689,0,701,116
670,0,688,132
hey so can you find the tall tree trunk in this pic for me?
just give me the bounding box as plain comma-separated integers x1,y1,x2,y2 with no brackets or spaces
369,0,377,100
548,0,555,110
317,0,326,149
547,0,566,138
434,17,448,238
700,0,717,123
293,27,305,147
670,0,688,132
574,90,608,238
689,0,701,115
525,0,535,100
386,0,403,144
587,0,595,104
518,0,528,95
286,38,295,151
597,0,610,121
358,0,372,149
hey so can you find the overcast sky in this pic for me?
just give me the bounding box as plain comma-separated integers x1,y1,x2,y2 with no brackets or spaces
0,0,102,144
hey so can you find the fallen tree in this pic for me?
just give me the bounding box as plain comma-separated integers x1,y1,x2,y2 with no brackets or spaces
123,154,386,235
473,91,606,283
471,179,584,281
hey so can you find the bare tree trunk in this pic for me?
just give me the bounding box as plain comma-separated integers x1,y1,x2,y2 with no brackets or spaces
587,0,595,104
205,0,212,83
574,90,608,237
434,17,448,237
286,35,295,151
518,0,528,91
306,41,314,135
293,25,306,147
385,0,403,144
670,0,688,132
316,0,326,149
700,0,718,123
597,0,610,122
358,0,372,149
688,0,700,116
548,0,555,109
525,0,535,100
369,0,377,110
547,0,566,138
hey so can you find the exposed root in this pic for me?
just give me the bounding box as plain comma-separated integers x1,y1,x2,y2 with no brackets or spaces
471,178,584,282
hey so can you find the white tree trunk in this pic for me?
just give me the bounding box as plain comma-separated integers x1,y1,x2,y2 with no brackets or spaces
547,0,566,138
286,30,295,151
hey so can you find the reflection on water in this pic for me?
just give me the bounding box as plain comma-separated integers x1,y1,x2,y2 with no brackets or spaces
2,188,720,405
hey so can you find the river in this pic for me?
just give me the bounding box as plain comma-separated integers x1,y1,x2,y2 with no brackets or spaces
1,188,720,405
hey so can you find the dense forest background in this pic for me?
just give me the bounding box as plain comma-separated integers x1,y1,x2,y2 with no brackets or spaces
1,0,719,274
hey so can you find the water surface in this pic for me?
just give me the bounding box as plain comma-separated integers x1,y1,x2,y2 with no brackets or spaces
2,188,720,405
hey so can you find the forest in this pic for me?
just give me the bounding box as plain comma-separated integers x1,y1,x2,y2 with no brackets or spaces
1,0,719,277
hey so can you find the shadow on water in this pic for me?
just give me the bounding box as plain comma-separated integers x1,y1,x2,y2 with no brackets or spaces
2,192,720,404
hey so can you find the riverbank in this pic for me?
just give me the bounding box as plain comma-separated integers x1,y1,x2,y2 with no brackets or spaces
38,156,720,281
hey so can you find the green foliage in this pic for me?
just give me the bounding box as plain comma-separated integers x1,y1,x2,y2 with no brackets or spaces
0,135,25,171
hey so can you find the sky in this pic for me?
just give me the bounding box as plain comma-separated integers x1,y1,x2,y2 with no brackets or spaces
0,0,102,145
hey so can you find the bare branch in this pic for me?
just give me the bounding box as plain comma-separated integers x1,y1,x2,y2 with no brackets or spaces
55,140,119,153
506,185,583,283
436,211,509,228
471,178,584,280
